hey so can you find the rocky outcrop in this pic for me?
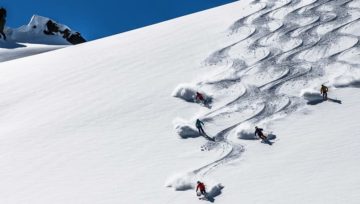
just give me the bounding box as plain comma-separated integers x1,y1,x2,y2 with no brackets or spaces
5,15,86,45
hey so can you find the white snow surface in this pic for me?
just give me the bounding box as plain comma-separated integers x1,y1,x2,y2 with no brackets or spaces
0,0,360,203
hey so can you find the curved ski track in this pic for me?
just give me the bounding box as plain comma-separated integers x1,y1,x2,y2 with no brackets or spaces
176,0,360,180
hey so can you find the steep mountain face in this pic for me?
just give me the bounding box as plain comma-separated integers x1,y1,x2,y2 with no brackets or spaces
6,15,86,45
0,15,87,63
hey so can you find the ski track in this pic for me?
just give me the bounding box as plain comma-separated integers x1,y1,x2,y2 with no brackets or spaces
174,0,360,183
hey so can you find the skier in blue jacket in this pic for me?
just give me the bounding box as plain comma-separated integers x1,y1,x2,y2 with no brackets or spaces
196,119,206,135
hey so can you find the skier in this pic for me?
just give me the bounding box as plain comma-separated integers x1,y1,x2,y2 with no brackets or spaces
255,126,267,141
196,181,207,196
0,7,7,40
320,84,328,100
196,119,206,136
195,92,205,103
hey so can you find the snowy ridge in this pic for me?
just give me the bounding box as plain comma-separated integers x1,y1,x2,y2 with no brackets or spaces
7,15,71,45
171,0,360,197
0,15,82,63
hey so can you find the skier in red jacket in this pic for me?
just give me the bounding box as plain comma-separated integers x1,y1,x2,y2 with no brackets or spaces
196,92,205,103
196,181,207,196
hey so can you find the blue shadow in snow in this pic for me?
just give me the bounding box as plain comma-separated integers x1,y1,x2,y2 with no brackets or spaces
0,41,26,49
307,97,342,105
199,184,224,203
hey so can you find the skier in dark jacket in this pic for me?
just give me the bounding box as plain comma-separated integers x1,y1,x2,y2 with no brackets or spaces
0,7,7,40
255,126,267,140
196,119,206,136
320,84,328,100
196,181,207,196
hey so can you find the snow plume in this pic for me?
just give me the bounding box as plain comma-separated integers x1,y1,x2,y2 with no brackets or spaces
165,172,197,191
236,122,277,141
172,84,197,102
300,88,323,101
172,83,211,103
173,118,199,139
165,171,223,196
236,122,257,140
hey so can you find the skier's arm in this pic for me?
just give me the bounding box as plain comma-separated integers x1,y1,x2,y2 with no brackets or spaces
200,121,204,126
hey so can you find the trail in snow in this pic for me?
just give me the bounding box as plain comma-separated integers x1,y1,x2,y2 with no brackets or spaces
171,0,360,188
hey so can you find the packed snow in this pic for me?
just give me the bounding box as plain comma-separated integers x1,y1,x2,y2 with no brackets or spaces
0,0,359,203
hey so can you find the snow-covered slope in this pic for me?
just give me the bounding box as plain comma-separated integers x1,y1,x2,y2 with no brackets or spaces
0,0,359,203
0,43,66,63
214,88,360,204
0,15,84,63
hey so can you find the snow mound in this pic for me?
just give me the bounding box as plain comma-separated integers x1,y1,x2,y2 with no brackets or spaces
165,172,197,191
172,84,197,102
173,119,199,138
236,123,257,140
165,171,223,198
172,84,211,103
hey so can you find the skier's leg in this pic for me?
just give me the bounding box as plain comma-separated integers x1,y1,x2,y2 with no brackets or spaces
200,127,206,135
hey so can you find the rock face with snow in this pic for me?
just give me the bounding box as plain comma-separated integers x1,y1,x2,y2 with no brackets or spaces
0,15,87,63
5,15,86,45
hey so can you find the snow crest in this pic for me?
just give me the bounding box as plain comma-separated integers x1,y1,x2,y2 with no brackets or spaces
5,15,83,45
